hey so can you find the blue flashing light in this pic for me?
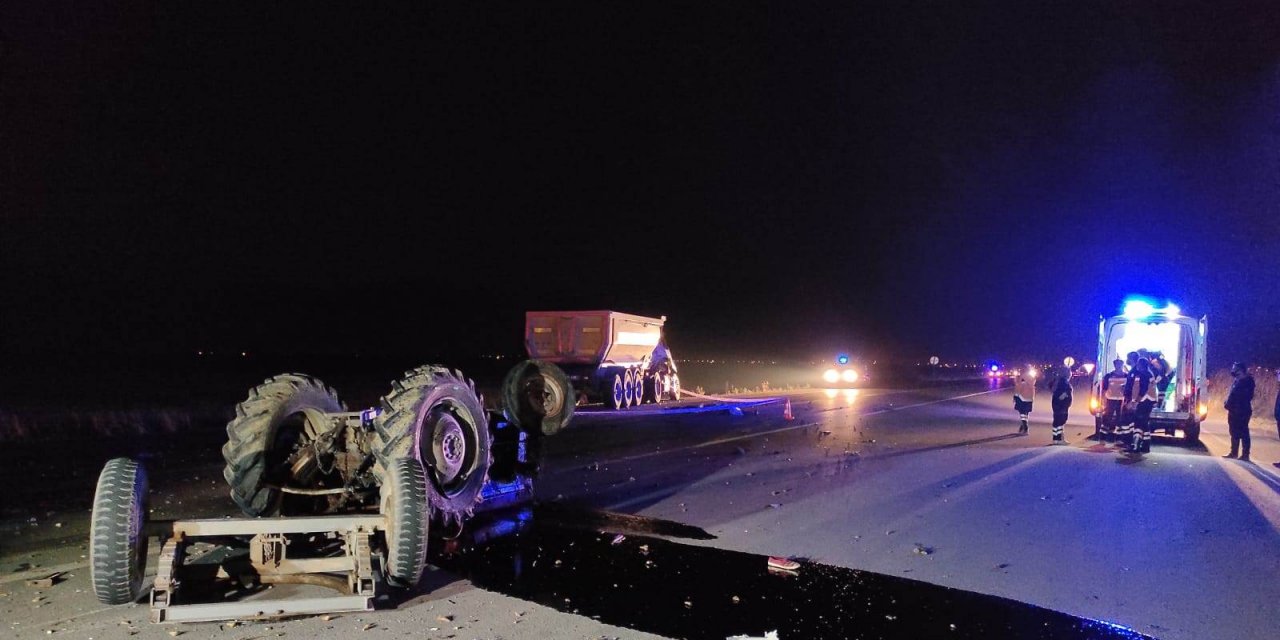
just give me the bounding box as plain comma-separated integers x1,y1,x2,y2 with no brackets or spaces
1122,298,1183,320
1122,300,1155,320
837,354,850,365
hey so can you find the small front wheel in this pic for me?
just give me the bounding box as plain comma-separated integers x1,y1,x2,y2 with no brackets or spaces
90,458,149,605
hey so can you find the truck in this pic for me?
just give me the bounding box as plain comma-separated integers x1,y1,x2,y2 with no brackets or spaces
524,310,681,409
88,360,575,622
1088,300,1208,443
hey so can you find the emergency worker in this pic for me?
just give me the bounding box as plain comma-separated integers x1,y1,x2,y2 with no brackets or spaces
1124,358,1156,454
1013,368,1036,434
1115,352,1140,446
1100,359,1127,441
1223,361,1254,461
1151,354,1173,407
1050,367,1072,444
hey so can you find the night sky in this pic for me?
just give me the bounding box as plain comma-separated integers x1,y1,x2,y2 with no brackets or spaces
3,2,1279,367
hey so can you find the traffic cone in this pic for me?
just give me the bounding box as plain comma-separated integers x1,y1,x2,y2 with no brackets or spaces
783,398,794,421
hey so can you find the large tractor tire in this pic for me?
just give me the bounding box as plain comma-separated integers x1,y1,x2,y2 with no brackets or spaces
381,458,430,587
501,359,575,436
374,366,491,527
222,374,345,517
90,458,149,605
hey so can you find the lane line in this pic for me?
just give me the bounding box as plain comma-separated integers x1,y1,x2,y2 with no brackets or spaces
564,386,1006,472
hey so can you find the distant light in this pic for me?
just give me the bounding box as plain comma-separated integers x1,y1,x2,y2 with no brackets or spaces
990,364,999,372
837,354,850,365
1063,356,1075,367
823,369,840,384
841,369,858,383
1082,363,1096,374
241,351,247,357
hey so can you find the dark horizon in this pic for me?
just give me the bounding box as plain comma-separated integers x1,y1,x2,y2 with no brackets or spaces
4,2,1279,371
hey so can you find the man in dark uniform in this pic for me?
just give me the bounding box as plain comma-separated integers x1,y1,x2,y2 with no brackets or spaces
1100,359,1127,442
1223,361,1254,462
1273,369,1280,469
1123,358,1155,454
1050,366,1072,444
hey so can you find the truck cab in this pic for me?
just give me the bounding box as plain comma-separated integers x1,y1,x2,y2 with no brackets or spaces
1089,301,1207,442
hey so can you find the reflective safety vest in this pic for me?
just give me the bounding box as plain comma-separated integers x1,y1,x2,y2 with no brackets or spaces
1102,373,1127,400
1015,376,1035,401
1143,377,1160,402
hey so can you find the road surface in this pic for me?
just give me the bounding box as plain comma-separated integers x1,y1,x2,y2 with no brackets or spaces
3,380,1278,639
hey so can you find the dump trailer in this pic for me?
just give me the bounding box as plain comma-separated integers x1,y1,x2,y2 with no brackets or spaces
88,359,575,623
525,310,681,409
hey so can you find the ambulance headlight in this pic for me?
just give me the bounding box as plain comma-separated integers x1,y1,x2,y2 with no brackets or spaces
841,369,858,383
823,369,840,384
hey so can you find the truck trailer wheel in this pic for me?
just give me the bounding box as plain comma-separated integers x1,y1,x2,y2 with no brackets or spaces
381,458,430,587
624,369,638,407
611,373,625,410
501,359,575,436
90,458,149,605
375,366,492,527
650,372,665,404
222,374,345,517
670,374,682,401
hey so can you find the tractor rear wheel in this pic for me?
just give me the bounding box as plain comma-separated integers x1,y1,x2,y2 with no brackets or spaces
374,366,491,527
222,374,344,517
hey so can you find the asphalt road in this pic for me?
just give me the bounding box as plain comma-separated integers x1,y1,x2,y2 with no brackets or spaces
4,380,1279,639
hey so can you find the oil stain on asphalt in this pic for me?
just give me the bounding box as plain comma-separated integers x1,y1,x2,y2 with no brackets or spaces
429,505,1154,640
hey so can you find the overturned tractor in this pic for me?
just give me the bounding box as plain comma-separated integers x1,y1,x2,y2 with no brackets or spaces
89,360,573,622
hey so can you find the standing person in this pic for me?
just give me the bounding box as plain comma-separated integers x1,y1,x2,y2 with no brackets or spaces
1013,368,1037,434
1115,351,1140,446
1273,369,1280,469
1123,358,1156,454
1223,361,1254,462
1100,359,1128,442
1051,367,1072,444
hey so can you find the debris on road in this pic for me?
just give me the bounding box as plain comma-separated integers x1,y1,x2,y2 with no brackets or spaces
610,534,626,545
766,557,800,572
912,544,934,556
727,631,779,640
25,573,63,588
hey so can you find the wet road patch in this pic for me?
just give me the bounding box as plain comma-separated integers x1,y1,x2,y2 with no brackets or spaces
431,506,1153,640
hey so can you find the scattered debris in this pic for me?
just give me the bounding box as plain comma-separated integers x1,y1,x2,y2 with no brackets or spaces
436,615,453,623
610,534,626,545
25,573,63,588
767,503,782,510
361,622,376,631
912,544,934,556
727,632,779,640
766,557,800,572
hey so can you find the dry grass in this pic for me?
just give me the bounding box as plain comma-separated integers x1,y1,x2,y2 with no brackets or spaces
1206,367,1279,420
0,406,229,442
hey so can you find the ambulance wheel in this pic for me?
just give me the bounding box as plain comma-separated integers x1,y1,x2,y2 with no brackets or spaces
381,458,429,587
90,458,149,605
1183,421,1201,444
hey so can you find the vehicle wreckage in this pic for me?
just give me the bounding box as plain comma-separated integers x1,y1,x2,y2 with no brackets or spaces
88,360,574,623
